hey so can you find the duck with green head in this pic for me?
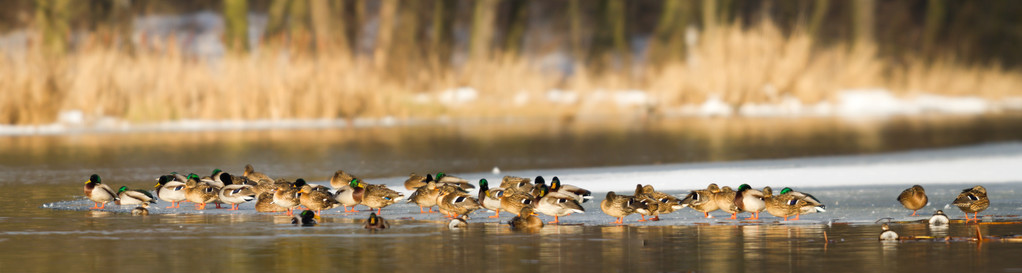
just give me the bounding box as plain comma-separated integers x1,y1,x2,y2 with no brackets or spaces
292,210,318,226
364,212,390,230
116,185,156,205
84,174,119,209
478,179,506,218
155,175,187,208
334,178,365,213
734,184,766,220
550,177,592,203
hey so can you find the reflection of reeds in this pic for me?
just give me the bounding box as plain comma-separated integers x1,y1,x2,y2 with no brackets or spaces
4,22,1022,125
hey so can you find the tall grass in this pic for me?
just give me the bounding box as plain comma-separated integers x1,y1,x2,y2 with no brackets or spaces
3,21,1022,125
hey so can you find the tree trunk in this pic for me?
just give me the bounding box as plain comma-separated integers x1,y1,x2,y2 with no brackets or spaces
264,0,291,41
807,0,829,39
649,0,691,66
431,0,456,67
922,0,945,56
373,0,397,69
310,0,348,56
469,0,498,63
223,0,249,53
503,0,530,55
850,0,875,47
35,0,72,56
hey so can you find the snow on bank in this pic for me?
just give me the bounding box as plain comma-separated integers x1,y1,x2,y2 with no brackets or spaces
367,142,1022,195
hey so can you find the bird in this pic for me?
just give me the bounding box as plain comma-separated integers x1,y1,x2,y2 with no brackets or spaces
116,186,156,205
364,212,389,230
299,184,340,215
219,183,257,210
763,187,825,221
331,170,361,189
929,210,950,226
333,176,365,213
509,206,543,230
712,186,741,220
897,185,928,216
292,210,318,226
361,181,405,215
154,175,187,209
184,174,220,210
477,178,505,218
499,175,534,194
879,223,899,240
131,203,150,216
437,187,481,218
243,164,273,184
534,184,584,224
637,184,684,221
273,182,302,216
255,191,287,213
633,184,661,222
530,176,548,197
449,215,469,229
408,180,441,213
734,184,766,220
600,191,649,224
83,174,119,209
434,172,475,190
549,177,592,203
778,187,825,216
680,183,721,218
403,173,432,190
499,191,536,217
952,185,990,223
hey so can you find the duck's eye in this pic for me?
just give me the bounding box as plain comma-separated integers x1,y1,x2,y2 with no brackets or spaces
787,200,797,206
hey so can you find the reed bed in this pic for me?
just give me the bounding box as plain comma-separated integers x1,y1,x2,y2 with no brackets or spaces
2,22,1021,125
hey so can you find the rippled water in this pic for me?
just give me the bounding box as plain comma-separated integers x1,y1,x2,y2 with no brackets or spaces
4,115,1022,272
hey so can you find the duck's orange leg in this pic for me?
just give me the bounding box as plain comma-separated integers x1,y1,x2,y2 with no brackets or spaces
730,213,737,220
704,212,710,218
377,208,382,215
638,215,648,222
549,215,560,224
489,209,501,218
793,214,801,221
165,201,176,209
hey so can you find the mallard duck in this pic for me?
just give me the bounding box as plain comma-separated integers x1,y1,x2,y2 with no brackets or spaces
633,184,661,222
273,182,302,215
929,210,950,226
408,180,441,213
712,186,741,219
449,215,469,229
213,169,255,186
438,189,481,218
734,184,766,220
680,183,721,218
535,184,584,224
331,170,361,189
361,181,405,215
550,177,592,203
84,174,119,209
116,186,156,205
897,185,928,216
300,184,340,214
500,175,534,194
530,176,548,197
478,179,505,218
292,210,318,226
403,173,433,190
435,172,475,189
499,191,536,217
219,184,257,210
879,223,898,240
243,164,273,184
334,178,365,213
255,191,287,212
952,185,989,223
131,203,150,216
155,175,187,208
509,206,543,230
600,191,649,224
778,187,825,215
763,187,825,221
184,175,220,210
364,212,389,230
637,184,683,221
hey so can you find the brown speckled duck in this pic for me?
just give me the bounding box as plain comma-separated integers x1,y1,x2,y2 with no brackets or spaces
407,180,441,213
243,164,273,184
300,184,341,215
763,187,826,221
600,191,649,224
361,181,405,215
680,183,721,218
438,187,481,218
509,206,543,231
712,186,741,219
953,185,989,223
184,174,220,210
403,173,433,190
638,184,684,221
331,170,361,189
897,185,928,216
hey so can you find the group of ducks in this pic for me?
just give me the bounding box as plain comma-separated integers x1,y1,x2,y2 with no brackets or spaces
881,184,991,240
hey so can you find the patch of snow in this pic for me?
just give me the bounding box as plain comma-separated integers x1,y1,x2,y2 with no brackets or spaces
612,90,650,107
545,89,578,104
438,87,478,105
698,95,733,117
57,110,84,126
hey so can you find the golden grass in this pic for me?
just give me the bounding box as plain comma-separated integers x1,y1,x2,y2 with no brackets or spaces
2,21,1022,125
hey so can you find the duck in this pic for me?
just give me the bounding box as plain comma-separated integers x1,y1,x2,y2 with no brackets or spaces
361,181,405,215
292,210,318,226
219,183,257,210
712,186,741,220
364,212,389,230
680,183,721,218
734,184,766,220
184,174,220,210
255,191,287,212
637,184,684,221
408,180,441,213
330,170,361,189
897,185,928,216
534,184,584,224
243,164,273,184
600,191,649,224
633,184,661,222
478,178,505,218
116,186,156,205
435,172,475,190
952,185,990,223
550,177,592,203
438,188,481,218
879,223,899,240
509,206,543,230
500,175,534,194
131,203,150,216
929,210,950,226
530,176,548,197
778,187,826,215
213,169,255,186
250,177,278,195
273,182,302,216
299,184,341,215
84,174,119,209
763,187,825,221
154,175,187,209
449,215,469,229
334,178,365,213
499,191,536,217
403,173,433,190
